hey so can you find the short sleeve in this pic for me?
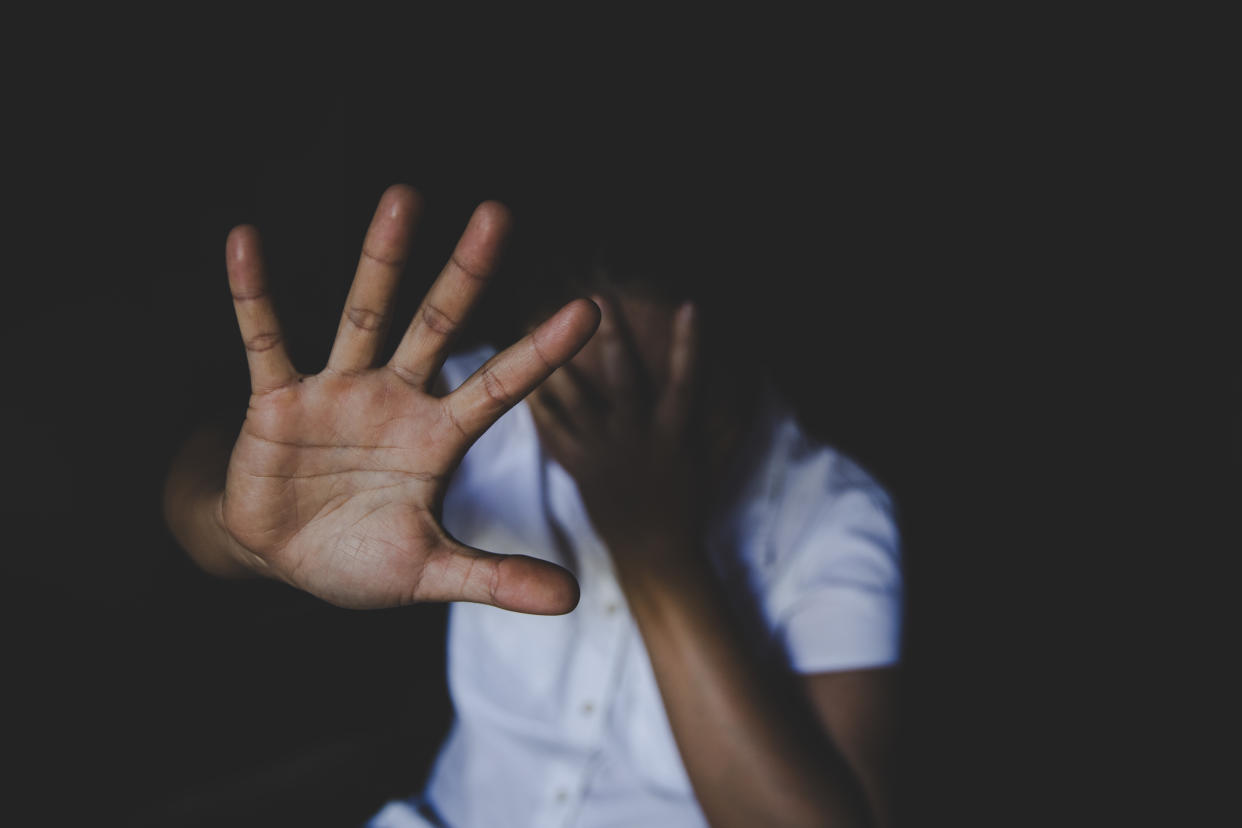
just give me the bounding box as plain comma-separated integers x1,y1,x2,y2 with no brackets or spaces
759,438,903,675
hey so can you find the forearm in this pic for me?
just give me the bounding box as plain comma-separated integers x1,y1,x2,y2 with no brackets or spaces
162,424,263,579
615,546,874,828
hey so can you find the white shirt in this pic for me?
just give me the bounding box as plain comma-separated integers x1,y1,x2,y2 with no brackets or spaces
369,345,903,828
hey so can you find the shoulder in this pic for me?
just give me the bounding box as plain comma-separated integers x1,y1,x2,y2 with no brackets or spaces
731,386,899,564
767,401,900,576
725,386,903,673
779,408,894,519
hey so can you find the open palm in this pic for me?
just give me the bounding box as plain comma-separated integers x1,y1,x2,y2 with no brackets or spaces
220,185,599,613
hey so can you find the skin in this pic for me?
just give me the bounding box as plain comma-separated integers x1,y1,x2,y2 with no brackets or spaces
165,184,900,824
163,185,600,613
530,294,899,827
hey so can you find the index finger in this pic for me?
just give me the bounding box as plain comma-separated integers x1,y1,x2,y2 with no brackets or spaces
442,299,601,443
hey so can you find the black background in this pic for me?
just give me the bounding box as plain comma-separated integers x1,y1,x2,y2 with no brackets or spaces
2,27,1204,826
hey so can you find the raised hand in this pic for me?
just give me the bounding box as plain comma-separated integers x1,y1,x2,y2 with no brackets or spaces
218,185,599,613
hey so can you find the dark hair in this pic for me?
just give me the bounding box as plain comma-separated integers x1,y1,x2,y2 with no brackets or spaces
492,194,756,364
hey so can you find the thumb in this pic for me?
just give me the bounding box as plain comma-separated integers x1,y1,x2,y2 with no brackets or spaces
416,541,580,615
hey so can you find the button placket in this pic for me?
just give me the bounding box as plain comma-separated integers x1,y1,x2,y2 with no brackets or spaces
561,592,624,745
539,457,636,824
532,760,592,828
551,473,630,748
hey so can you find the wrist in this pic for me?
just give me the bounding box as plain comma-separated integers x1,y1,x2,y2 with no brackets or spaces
179,489,263,579
210,493,273,578
164,484,259,580
164,425,267,580
613,548,726,642
610,533,710,598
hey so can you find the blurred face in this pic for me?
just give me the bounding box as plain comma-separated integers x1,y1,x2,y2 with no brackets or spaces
529,286,752,475
569,291,678,399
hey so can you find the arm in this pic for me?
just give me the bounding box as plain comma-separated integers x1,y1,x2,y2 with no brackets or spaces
529,296,898,826
163,423,259,579
614,543,885,827
804,667,901,828
162,184,601,613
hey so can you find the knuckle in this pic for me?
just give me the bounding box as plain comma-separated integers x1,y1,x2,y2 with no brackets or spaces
388,362,424,386
449,253,489,282
479,366,512,410
442,401,470,439
360,245,406,268
489,557,502,605
529,335,554,370
244,332,283,353
346,305,387,332
420,302,458,337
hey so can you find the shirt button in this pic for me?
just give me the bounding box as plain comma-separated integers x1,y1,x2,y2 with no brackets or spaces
581,701,596,716
604,601,618,615
555,789,569,804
